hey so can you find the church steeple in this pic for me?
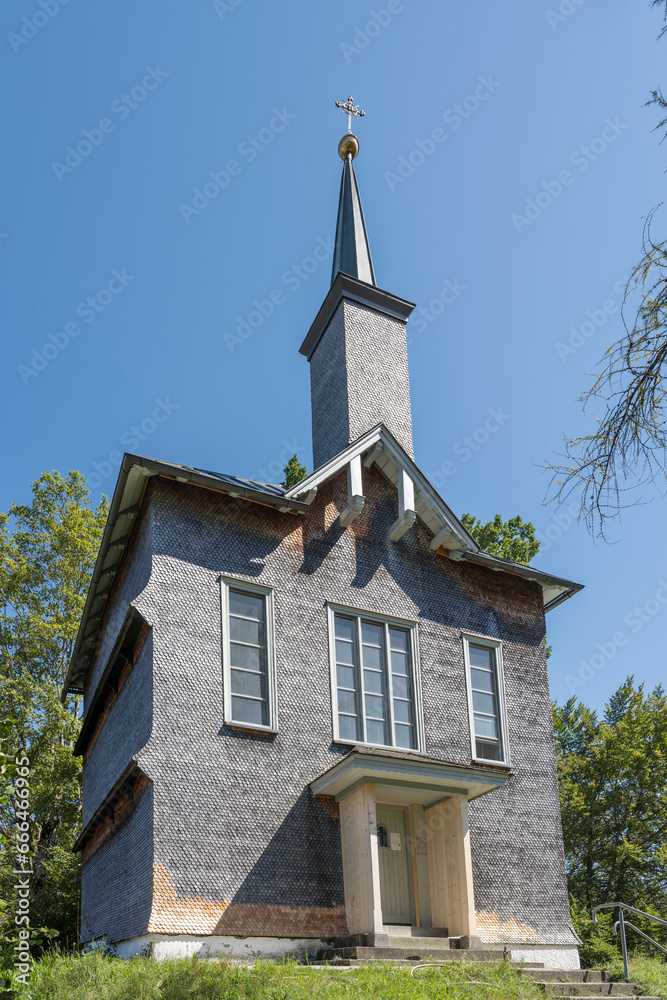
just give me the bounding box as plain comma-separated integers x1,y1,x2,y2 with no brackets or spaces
300,99,416,469
331,133,376,287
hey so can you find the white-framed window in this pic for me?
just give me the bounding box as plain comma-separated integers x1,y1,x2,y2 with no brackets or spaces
462,633,509,764
327,603,424,752
220,577,277,732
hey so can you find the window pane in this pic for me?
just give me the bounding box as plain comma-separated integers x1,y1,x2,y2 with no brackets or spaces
339,713,359,741
227,587,270,727
468,641,503,760
471,667,493,693
472,691,497,715
361,643,381,670
391,650,409,675
474,713,499,739
469,644,493,670
337,664,356,689
230,615,262,646
230,642,261,671
338,689,358,715
361,621,382,646
229,590,263,621
389,628,408,652
476,738,502,761
232,695,265,726
335,638,355,665
333,612,417,751
393,674,409,699
395,724,414,748
363,669,383,694
335,616,355,641
365,694,385,719
230,668,264,699
393,699,412,724
366,718,387,745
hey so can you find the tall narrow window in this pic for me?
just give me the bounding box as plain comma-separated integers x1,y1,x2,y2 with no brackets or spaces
464,636,508,763
330,606,422,751
221,579,277,731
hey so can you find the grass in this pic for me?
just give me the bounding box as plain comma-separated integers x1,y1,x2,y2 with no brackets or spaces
18,951,667,1000
25,953,547,1000
625,957,667,998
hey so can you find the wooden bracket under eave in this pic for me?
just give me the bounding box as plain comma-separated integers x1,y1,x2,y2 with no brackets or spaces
389,508,417,542
340,455,365,528
390,466,417,542
340,495,365,528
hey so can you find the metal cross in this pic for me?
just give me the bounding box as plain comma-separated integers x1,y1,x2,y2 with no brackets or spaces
335,95,365,134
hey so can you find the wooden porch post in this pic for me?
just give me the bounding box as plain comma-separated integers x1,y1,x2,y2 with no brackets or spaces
424,795,476,937
338,782,384,936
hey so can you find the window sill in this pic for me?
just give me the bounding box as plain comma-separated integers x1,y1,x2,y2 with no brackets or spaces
226,721,278,737
472,755,511,769
333,737,425,756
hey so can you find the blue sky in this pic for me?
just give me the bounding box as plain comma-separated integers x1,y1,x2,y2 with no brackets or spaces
1,0,665,713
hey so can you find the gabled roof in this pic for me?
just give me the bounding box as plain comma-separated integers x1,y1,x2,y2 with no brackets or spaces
63,430,583,700
285,423,477,552
284,424,584,613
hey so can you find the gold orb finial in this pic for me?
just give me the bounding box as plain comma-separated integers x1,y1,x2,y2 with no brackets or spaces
338,133,360,160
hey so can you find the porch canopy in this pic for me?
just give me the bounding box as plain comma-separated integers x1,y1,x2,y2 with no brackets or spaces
310,745,512,805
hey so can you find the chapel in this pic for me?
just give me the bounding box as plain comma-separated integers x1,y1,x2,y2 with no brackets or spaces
64,103,583,968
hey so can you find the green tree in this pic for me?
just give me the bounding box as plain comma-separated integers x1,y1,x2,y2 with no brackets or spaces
0,472,107,957
461,512,540,565
281,454,307,489
547,3,667,537
553,677,667,955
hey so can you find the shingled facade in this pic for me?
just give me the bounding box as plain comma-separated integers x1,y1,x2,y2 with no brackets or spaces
65,126,583,968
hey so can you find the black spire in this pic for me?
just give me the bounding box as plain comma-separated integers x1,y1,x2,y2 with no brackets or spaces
331,137,376,287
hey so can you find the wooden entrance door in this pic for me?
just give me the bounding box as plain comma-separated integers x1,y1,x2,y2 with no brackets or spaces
376,806,412,925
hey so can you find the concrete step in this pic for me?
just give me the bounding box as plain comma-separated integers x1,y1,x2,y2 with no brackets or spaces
384,925,449,938
389,928,460,951
317,946,505,964
537,984,637,996
521,971,607,982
